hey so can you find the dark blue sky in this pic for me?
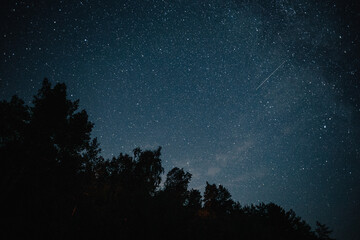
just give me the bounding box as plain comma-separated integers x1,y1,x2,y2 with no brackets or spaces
1,1,359,239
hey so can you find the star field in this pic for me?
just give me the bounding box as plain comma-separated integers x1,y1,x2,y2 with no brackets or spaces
1,1,359,239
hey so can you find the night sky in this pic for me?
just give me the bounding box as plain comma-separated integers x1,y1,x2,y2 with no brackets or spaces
1,0,360,239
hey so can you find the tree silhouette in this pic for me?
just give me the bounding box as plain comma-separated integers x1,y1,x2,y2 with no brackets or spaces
186,188,202,210
0,78,336,240
316,221,335,240
203,182,234,216
164,167,192,205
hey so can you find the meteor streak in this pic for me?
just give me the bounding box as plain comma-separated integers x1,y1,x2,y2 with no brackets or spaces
256,60,286,90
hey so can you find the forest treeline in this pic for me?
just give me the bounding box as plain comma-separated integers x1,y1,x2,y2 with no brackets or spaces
0,79,334,239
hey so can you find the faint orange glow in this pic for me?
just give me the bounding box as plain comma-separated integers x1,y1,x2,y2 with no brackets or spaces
72,206,77,216
197,209,210,218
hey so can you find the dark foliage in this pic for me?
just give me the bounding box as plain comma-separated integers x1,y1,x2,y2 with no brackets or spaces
0,79,335,240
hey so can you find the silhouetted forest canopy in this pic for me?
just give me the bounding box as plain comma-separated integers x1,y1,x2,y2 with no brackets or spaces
1,79,335,239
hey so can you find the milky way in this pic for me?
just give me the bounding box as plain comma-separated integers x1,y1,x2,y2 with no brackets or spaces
1,1,359,239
